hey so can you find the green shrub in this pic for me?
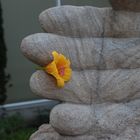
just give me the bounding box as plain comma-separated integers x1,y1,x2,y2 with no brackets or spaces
0,114,36,140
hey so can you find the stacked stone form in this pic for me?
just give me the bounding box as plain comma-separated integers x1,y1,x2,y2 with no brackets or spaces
21,1,140,140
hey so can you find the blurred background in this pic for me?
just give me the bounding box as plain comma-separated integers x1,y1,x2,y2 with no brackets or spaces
0,0,110,139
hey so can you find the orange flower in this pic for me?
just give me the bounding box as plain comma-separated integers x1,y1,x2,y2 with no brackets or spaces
44,51,72,88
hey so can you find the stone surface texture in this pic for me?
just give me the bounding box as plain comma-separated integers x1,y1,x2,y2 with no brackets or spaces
20,4,140,140
110,0,140,12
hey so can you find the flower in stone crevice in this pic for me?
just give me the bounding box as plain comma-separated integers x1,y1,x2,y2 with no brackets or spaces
44,51,72,88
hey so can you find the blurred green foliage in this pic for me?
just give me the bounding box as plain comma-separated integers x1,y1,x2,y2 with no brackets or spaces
0,114,36,140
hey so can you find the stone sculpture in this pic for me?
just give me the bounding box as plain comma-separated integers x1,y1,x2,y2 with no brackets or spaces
110,0,140,12
20,1,140,140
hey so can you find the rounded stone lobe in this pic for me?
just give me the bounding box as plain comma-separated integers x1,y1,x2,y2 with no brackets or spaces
50,103,93,136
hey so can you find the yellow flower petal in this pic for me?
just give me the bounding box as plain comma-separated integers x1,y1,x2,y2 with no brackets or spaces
45,61,59,77
53,51,70,67
61,68,72,81
44,51,72,88
57,78,65,88
52,51,60,64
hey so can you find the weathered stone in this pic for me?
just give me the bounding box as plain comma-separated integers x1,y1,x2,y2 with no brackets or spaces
50,103,93,135
39,6,140,38
30,124,97,140
20,5,140,140
99,69,140,102
109,0,140,12
21,34,140,70
39,6,108,38
30,100,140,140
20,33,102,70
103,38,140,69
30,70,96,104
30,124,60,140
30,69,140,104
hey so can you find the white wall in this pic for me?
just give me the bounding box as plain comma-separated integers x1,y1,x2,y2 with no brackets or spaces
1,0,110,103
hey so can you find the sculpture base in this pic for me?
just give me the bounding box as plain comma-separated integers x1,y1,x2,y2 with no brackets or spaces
30,124,140,140
30,124,98,140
